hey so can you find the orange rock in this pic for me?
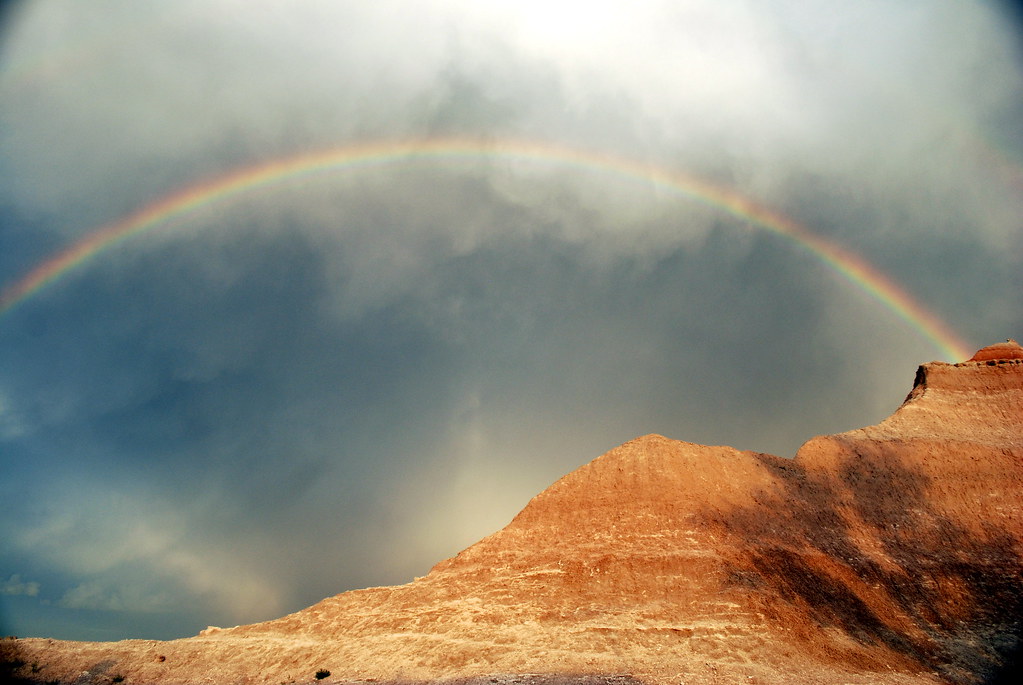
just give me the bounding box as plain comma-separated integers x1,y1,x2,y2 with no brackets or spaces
967,338,1023,362
8,344,1023,685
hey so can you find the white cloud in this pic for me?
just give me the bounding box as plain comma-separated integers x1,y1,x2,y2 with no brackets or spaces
58,580,177,613
0,574,40,597
1,0,1020,642
0,389,28,440
9,482,286,622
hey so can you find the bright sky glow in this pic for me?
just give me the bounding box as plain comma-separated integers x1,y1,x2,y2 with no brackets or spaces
0,0,1019,643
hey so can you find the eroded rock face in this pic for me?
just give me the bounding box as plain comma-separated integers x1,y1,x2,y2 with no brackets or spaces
7,345,1022,685
967,339,1023,362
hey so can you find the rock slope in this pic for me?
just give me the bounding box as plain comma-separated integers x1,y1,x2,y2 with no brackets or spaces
4,342,1022,685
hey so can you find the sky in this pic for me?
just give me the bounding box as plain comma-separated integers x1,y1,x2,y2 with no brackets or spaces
1,0,1021,642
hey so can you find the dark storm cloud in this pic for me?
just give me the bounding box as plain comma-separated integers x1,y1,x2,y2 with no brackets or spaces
1,0,1021,640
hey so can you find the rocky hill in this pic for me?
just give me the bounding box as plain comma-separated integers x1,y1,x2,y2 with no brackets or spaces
4,342,1022,685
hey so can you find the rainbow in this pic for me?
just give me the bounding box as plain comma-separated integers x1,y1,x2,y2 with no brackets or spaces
0,137,973,361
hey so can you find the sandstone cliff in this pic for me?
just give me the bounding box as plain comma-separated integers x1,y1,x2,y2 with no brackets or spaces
4,342,1022,685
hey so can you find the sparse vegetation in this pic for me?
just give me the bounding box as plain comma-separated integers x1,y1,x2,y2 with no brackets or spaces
315,669,331,680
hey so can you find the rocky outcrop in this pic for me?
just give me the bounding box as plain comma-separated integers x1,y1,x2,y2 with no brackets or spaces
5,343,1022,684
967,339,1023,362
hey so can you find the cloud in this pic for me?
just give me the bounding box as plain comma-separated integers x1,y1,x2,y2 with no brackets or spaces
1,574,40,597
1,0,1021,641
58,581,168,613
5,481,287,625
0,389,29,440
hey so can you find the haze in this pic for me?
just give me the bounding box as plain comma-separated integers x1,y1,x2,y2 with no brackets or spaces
0,0,1021,641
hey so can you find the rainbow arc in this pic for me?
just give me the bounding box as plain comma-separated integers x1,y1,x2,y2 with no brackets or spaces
0,138,973,361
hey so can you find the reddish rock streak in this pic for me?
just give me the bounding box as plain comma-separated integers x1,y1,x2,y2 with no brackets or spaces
4,343,1022,685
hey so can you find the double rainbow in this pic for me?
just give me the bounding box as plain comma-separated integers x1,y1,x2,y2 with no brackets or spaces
0,138,973,361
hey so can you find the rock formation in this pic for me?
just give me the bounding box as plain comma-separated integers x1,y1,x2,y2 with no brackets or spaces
967,339,1023,362
4,343,1022,685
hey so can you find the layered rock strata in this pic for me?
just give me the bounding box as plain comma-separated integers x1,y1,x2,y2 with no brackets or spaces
4,343,1022,685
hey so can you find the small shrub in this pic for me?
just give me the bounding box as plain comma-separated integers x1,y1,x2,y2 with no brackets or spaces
111,675,125,683
315,669,330,680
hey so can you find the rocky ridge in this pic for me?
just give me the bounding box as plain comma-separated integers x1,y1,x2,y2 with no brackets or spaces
4,341,1022,684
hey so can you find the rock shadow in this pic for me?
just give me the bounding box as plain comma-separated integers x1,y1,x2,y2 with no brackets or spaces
1,637,37,685
705,442,1022,683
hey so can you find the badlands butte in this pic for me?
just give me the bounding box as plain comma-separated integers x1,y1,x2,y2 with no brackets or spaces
4,341,1023,685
